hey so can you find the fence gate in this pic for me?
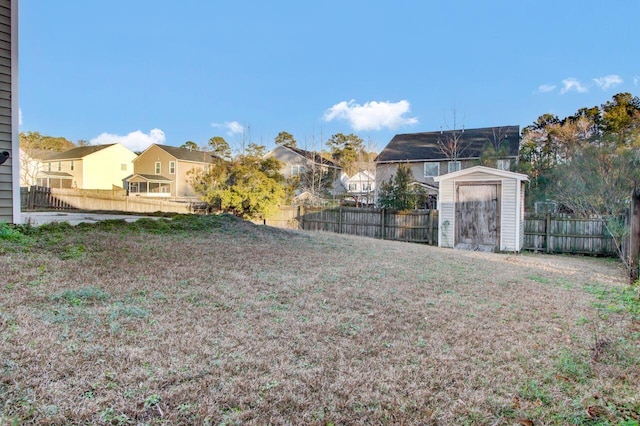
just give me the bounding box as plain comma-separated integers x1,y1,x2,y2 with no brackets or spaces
455,183,500,252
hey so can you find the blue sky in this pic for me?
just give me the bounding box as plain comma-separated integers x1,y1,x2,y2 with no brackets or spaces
19,1,640,154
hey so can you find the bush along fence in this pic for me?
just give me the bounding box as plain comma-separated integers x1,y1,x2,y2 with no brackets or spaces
265,206,626,257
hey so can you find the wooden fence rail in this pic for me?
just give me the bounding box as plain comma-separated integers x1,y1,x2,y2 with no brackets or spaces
265,206,439,245
265,207,623,257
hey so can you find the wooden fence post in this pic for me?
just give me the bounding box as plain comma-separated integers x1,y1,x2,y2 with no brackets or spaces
28,186,34,209
545,213,552,254
297,205,305,230
629,189,640,284
380,208,386,240
428,209,434,245
338,207,343,234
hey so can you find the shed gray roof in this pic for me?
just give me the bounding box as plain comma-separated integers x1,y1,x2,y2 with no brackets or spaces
376,125,520,163
44,144,116,161
155,144,216,163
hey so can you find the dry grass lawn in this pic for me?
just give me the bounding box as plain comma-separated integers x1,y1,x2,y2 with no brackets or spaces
1,215,639,425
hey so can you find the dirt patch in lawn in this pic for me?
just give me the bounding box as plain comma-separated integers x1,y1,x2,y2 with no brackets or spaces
1,215,639,424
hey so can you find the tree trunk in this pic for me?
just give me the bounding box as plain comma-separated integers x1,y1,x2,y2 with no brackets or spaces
629,189,640,284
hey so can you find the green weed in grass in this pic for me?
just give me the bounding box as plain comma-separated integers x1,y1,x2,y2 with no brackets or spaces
0,222,28,243
554,349,592,383
51,287,110,306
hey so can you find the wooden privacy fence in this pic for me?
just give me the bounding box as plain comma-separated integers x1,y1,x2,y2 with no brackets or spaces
265,206,439,245
266,207,625,256
21,186,76,210
20,186,200,214
524,214,620,256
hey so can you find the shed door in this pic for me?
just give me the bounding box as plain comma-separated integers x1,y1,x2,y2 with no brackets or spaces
455,184,499,252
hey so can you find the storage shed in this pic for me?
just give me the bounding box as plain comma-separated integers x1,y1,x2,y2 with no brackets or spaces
434,166,528,252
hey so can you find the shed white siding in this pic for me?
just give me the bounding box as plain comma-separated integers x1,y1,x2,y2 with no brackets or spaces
437,178,456,248
434,166,528,252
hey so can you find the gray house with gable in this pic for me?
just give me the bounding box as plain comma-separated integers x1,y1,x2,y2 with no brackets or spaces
375,125,520,199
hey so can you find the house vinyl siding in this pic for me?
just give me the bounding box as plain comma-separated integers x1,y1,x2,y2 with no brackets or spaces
130,144,212,197
265,146,309,179
0,0,16,223
132,145,176,195
437,178,456,248
376,159,481,189
82,144,136,189
175,159,208,197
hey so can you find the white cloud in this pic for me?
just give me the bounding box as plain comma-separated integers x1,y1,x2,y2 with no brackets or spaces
89,128,166,152
593,74,623,90
323,99,418,131
560,78,588,94
18,107,22,127
634,75,639,86
537,84,556,93
211,121,245,136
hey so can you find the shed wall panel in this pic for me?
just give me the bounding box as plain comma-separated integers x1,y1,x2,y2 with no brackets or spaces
501,179,517,251
438,179,456,248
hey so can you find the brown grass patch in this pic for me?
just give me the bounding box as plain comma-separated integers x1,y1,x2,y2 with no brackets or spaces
1,215,639,424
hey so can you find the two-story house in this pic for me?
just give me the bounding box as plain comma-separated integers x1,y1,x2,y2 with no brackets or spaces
264,144,344,195
37,143,137,190
375,125,520,193
343,170,376,206
125,144,215,198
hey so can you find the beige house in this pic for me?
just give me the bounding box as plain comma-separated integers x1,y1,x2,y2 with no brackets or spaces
37,143,137,190
434,166,528,252
0,0,18,223
125,144,214,198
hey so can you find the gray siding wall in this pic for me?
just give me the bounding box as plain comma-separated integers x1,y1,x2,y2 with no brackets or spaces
0,0,15,222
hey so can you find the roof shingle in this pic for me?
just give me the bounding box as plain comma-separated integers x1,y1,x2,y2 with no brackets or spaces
155,144,216,163
44,144,116,161
377,125,520,163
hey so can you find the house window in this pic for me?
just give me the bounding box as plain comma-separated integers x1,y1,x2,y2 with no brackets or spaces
291,165,306,176
362,183,372,191
155,162,161,175
121,163,128,171
169,161,176,174
70,160,74,171
57,161,62,171
448,161,461,173
348,183,357,191
47,163,51,172
424,163,439,177
497,159,511,171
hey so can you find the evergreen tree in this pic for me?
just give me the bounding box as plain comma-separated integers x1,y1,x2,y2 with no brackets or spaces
377,163,427,210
